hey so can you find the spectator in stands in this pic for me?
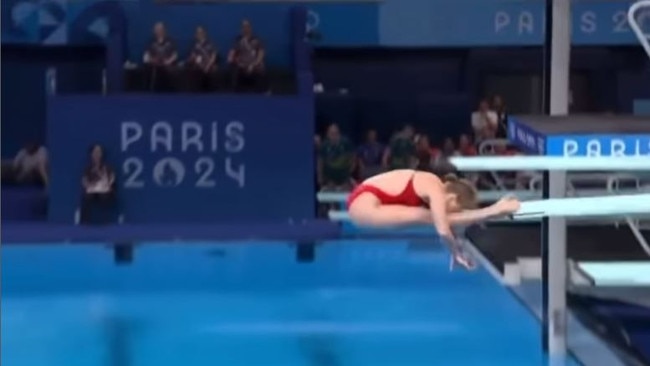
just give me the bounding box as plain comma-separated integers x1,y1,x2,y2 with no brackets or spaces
186,26,219,92
356,129,385,179
440,137,459,158
414,134,437,171
143,22,178,92
471,99,498,143
458,134,478,156
511,148,537,190
489,142,518,189
228,19,267,93
492,142,517,156
383,125,416,170
431,137,461,171
80,144,116,224
11,142,48,186
491,94,509,138
318,124,355,191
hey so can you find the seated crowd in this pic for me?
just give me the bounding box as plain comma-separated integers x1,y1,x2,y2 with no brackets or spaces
125,19,269,93
315,94,522,196
471,94,509,142
315,123,525,199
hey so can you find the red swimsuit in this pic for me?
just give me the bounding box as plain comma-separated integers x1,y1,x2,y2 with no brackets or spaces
346,175,427,209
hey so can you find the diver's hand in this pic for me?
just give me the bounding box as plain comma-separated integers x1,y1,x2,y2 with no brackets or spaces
450,244,477,271
494,195,521,216
440,233,458,249
441,234,475,270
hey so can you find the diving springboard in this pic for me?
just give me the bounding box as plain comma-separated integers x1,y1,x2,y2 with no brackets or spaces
511,193,650,219
317,187,647,204
327,194,650,222
448,156,649,171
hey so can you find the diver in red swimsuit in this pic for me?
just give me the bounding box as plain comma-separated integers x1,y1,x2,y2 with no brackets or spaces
347,169,520,270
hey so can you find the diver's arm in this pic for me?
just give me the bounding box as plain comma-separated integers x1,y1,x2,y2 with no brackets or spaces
448,206,502,226
429,188,454,240
449,196,521,226
416,172,479,271
417,173,454,242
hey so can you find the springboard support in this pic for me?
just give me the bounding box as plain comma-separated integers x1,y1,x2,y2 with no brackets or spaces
542,170,567,355
625,216,650,256
543,0,570,356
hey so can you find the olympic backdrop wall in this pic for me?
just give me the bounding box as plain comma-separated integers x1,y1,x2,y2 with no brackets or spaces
3,0,648,61
47,95,315,223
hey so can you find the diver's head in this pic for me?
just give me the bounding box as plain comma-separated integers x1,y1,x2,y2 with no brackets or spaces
443,174,478,212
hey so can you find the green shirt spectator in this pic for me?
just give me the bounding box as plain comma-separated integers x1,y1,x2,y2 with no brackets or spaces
387,135,416,169
383,125,416,170
318,124,354,188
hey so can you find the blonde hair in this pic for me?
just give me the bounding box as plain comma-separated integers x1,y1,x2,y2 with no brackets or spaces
443,174,478,210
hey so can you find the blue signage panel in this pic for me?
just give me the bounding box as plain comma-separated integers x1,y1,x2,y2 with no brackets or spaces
2,0,127,45
47,95,315,223
546,134,650,157
4,0,646,50
571,0,648,45
509,115,650,157
379,0,646,46
507,117,547,154
306,3,379,46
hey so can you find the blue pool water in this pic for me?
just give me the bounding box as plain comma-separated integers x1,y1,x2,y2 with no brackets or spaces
2,240,579,366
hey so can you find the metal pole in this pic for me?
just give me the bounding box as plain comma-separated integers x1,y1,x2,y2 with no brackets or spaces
542,0,570,355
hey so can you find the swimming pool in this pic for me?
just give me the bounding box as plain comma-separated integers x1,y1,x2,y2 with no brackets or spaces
2,240,579,366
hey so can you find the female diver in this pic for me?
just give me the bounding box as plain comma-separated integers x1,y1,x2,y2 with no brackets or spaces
346,169,521,270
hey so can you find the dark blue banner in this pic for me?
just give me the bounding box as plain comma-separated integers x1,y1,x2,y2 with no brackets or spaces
507,117,547,155
4,0,646,56
47,95,314,223
508,117,650,157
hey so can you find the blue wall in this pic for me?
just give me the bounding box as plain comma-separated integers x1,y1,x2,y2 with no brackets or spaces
47,95,315,223
635,100,650,116
1,45,106,156
312,47,650,142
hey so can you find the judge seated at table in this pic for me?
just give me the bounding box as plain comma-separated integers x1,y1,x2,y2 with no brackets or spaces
186,26,220,92
80,145,116,225
228,19,267,93
143,22,179,92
